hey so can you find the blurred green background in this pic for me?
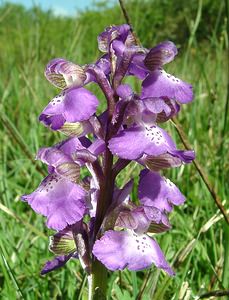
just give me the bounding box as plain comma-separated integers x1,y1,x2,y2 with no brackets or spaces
0,0,228,299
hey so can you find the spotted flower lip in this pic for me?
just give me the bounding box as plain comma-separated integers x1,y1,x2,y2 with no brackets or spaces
21,173,87,230
141,68,193,104
108,123,177,160
45,58,87,89
138,170,185,212
92,229,174,275
39,87,99,130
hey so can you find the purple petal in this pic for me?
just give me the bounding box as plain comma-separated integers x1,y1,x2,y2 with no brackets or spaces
115,205,170,234
98,24,130,52
41,87,99,124
113,46,145,88
109,124,176,160
45,58,86,89
140,98,173,124
138,170,185,212
85,55,111,84
37,147,72,167
162,176,186,206
142,206,162,224
142,69,193,104
116,207,150,233
37,137,87,181
156,98,180,122
40,254,73,275
143,206,171,233
95,54,111,75
109,126,146,159
112,39,126,56
72,149,97,166
56,137,87,155
116,204,170,233
22,174,87,230
116,84,133,99
87,139,106,156
115,210,138,230
170,149,195,163
93,230,174,275
141,97,180,122
39,114,65,130
38,148,80,182
128,53,149,79
144,41,178,71
142,97,171,115
114,180,133,206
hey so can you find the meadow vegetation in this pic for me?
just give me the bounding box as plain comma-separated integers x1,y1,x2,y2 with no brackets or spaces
0,0,228,299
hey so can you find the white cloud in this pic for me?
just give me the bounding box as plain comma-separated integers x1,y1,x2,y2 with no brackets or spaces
51,5,75,17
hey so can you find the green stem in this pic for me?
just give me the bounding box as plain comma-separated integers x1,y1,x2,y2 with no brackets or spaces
89,259,107,299
222,224,229,288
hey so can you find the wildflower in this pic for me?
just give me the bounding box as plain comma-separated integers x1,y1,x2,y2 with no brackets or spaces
22,24,195,296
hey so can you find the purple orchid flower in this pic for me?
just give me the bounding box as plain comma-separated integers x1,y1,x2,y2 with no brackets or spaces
138,169,185,212
141,42,194,103
21,174,87,231
93,229,174,275
22,24,195,297
45,58,87,89
108,88,194,167
41,223,91,275
39,87,99,130
97,24,134,53
109,121,187,160
92,180,173,273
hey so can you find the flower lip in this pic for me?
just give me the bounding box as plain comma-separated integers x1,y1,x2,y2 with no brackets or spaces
142,69,194,104
92,229,174,275
39,87,99,130
22,173,87,230
108,123,176,160
138,169,185,212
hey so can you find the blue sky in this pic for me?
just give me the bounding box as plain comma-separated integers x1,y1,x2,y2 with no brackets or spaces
4,0,115,16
